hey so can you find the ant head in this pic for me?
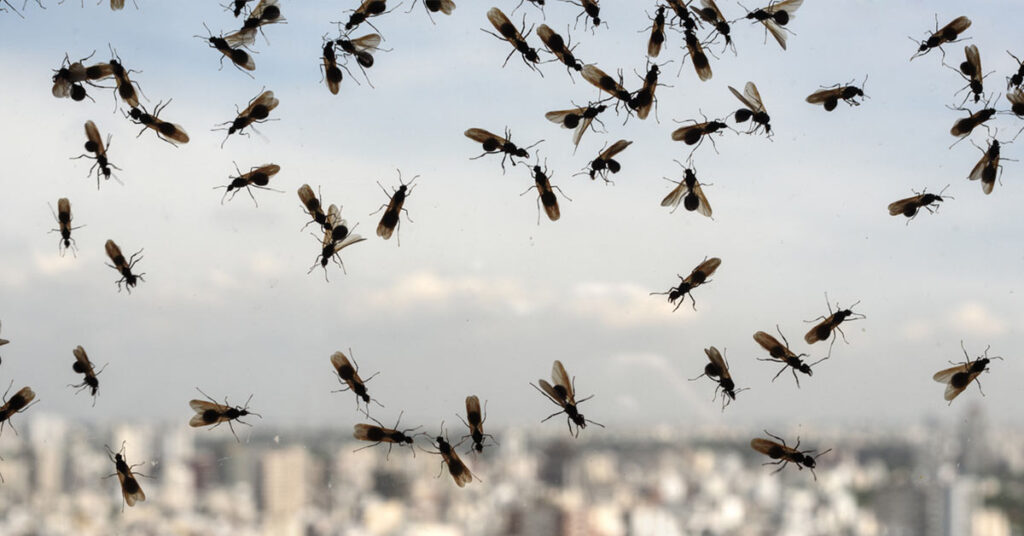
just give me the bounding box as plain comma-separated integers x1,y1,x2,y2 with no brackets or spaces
360,393,371,403
799,364,813,375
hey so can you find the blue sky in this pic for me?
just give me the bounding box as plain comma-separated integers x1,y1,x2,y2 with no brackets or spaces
0,0,1022,435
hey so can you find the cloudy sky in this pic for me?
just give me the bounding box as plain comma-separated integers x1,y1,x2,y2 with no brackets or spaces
0,0,1021,438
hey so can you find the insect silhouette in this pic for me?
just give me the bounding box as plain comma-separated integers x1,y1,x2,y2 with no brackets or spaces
297,184,329,230
531,360,603,437
729,82,771,137
189,388,261,442
217,163,282,206
537,24,583,74
74,120,120,188
484,7,542,72
806,77,868,111
629,62,666,119
754,327,826,387
335,32,385,71
681,24,712,82
566,0,601,31
197,24,256,74
104,239,145,292
671,112,732,156
225,0,285,48
545,102,607,151
458,396,497,454
309,204,367,279
0,384,37,437
644,6,666,58
353,412,422,459
651,256,721,311
321,40,346,95
372,170,418,244
751,431,831,480
933,342,1003,404
581,64,632,110
742,0,803,50
945,44,990,105
522,158,568,223
910,15,971,61
949,101,996,147
969,133,1017,195
228,0,255,17
344,0,393,31
690,346,747,410
217,89,279,147
105,443,147,510
888,186,951,223
425,427,475,487
330,350,380,412
69,345,105,404
51,52,111,102
583,139,632,183
465,127,539,171
692,0,733,54
408,0,455,23
1007,51,1024,90
127,101,190,146
108,47,142,109
49,198,84,256
661,163,712,218
804,293,865,357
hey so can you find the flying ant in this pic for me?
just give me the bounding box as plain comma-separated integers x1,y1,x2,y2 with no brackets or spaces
692,0,734,54
629,62,667,120
335,32,386,74
127,101,190,146
944,44,990,105
0,384,37,437
910,15,971,61
216,89,279,147
458,396,497,454
969,131,1018,195
108,46,142,109
330,349,380,414
407,0,455,23
297,184,329,230
803,293,865,357
1007,89,1024,119
581,64,632,110
188,388,261,442
344,0,394,31
740,0,803,50
671,111,731,156
227,0,254,17
217,163,282,206
353,412,422,459
69,345,106,404
751,431,831,480
933,341,1003,404
424,426,475,487
545,101,607,151
565,0,602,31
105,443,147,510
690,347,747,410
465,127,539,171
650,256,721,311
309,205,366,279
49,198,83,257
537,24,583,74
661,163,712,218
753,326,826,387
729,81,771,137
643,6,666,58
104,239,145,292
806,76,868,111
681,24,712,82
512,0,544,16
949,99,996,147
582,139,632,183
484,7,542,72
73,120,120,188
521,158,569,223
665,0,697,30
1007,51,1024,90
321,39,347,95
225,0,285,48
888,185,951,223
197,23,256,74
371,169,418,244
51,52,111,102
531,360,603,437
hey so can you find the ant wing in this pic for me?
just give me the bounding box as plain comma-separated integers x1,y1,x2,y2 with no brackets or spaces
487,7,524,44
803,316,834,344
753,331,784,356
545,107,588,126
705,346,730,380
766,0,803,19
661,180,688,208
938,16,971,40
600,139,633,159
687,257,721,282
349,33,383,52
691,182,713,218
968,152,990,182
750,437,783,456
806,88,841,105
932,363,970,383
464,128,507,146
537,379,567,406
888,195,923,216
84,120,106,155
550,360,576,404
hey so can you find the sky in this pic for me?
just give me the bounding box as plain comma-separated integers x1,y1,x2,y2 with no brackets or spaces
0,0,1022,438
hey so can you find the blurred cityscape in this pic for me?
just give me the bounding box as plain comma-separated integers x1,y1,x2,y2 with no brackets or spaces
0,404,1021,536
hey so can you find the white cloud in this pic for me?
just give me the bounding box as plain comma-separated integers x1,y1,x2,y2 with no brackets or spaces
947,302,1008,337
